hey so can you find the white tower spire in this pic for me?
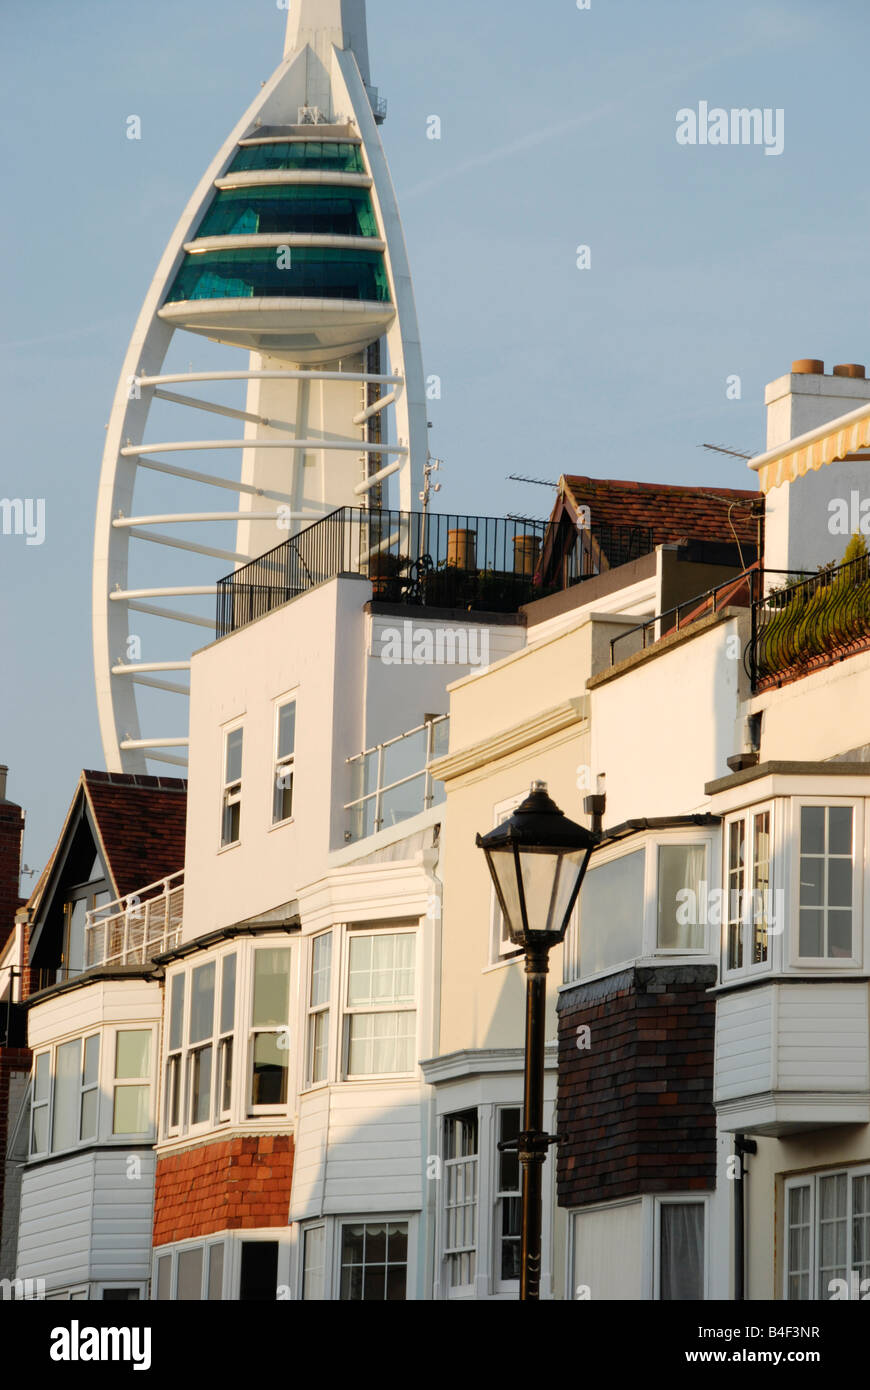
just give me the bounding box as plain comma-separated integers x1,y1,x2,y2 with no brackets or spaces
285,0,371,87
93,0,427,773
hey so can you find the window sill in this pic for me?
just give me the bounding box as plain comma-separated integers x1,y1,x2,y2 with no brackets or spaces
268,817,295,834
217,842,241,856
482,954,524,974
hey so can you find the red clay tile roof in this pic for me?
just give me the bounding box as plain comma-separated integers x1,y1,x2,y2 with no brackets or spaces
83,771,187,899
561,476,760,546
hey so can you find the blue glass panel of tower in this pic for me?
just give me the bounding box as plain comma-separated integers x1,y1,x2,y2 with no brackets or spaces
196,186,379,239
166,247,391,303
228,141,366,174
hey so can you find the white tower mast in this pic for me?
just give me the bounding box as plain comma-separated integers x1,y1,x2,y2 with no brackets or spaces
92,1,427,773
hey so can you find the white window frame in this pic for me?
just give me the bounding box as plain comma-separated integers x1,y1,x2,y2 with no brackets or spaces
272,697,297,828
217,952,237,1122
651,1195,710,1301
300,1223,327,1301
305,931,333,1090
791,798,864,970
164,970,186,1137
30,1033,103,1158
334,1215,413,1301
29,1050,51,1157
248,945,292,1116
784,1166,870,1300
111,1028,153,1137
152,1237,229,1301
492,1105,522,1295
489,794,525,964
442,1109,479,1298
341,925,418,1081
567,830,715,984
220,724,244,849
187,958,218,1134
722,803,775,980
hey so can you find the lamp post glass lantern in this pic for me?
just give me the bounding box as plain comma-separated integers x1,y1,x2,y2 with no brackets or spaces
476,781,597,1301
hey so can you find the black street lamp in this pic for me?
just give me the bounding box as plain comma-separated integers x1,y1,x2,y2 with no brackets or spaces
477,780,597,1301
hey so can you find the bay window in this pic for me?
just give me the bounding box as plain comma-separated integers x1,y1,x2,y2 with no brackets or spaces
495,1108,522,1289
443,1111,478,1293
188,962,215,1127
786,1167,870,1299
218,954,236,1118
725,806,772,974
249,947,291,1110
577,850,645,977
30,1051,50,1155
306,933,332,1088
798,805,855,960
301,1226,326,1300
339,1221,408,1301
29,1029,154,1155
343,930,416,1078
165,973,185,1133
113,1031,151,1135
572,829,714,981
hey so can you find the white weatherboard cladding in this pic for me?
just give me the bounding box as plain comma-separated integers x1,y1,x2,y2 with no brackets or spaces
16,1152,155,1288
27,980,162,1050
715,983,870,1129
290,1084,425,1220
714,989,774,1102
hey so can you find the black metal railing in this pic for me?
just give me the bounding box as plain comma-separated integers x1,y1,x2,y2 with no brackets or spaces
749,555,870,690
216,507,654,637
610,566,763,665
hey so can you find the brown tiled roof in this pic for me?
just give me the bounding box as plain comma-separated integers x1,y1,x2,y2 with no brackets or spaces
561,476,760,546
82,771,187,899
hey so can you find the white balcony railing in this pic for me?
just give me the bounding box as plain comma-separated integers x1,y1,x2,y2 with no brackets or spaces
85,871,184,969
345,716,448,843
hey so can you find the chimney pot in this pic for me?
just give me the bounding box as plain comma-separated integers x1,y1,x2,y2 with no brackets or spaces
792,359,825,375
833,363,866,379
0,766,7,801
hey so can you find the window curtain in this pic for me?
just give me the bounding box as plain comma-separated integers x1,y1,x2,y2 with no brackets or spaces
658,844,707,950
660,1203,704,1300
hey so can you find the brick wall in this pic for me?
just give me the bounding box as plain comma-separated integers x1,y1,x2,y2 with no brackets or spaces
153,1134,294,1246
0,798,25,957
557,964,717,1209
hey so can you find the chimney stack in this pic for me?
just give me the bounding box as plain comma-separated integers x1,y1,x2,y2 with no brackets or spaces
766,360,870,450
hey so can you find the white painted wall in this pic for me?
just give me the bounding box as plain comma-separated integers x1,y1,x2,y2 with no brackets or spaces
184,575,520,938
590,616,745,826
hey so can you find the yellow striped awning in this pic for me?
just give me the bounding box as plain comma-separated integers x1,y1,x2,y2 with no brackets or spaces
751,401,870,493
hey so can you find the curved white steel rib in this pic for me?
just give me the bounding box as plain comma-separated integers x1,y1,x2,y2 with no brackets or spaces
93,1,428,773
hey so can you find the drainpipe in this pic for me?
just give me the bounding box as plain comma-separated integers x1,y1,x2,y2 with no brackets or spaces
734,1134,757,1300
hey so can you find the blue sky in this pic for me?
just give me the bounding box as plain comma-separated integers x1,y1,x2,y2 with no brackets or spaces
1,0,869,879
